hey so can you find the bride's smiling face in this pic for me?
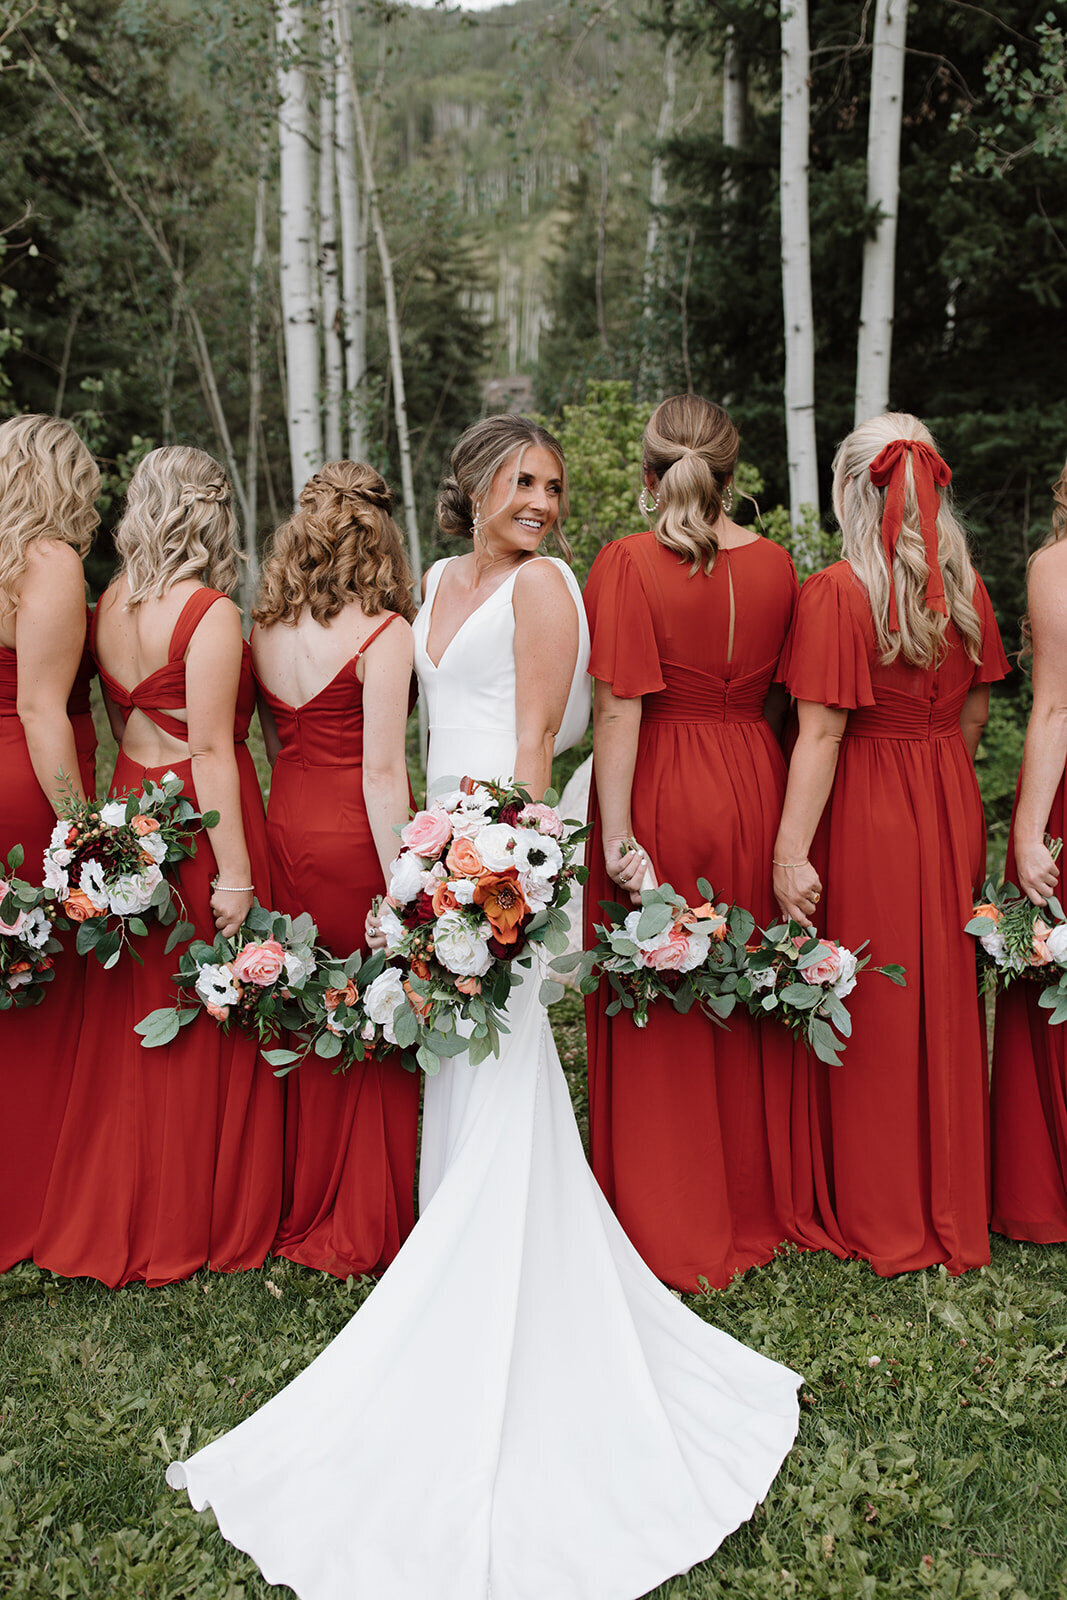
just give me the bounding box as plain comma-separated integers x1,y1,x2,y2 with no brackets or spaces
478,445,563,559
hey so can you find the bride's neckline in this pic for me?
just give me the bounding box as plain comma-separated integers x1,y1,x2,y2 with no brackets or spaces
422,555,540,671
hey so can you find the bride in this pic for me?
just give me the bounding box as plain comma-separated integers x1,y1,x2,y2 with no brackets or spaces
166,416,800,1600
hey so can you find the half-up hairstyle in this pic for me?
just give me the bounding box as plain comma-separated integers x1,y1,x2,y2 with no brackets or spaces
0,413,100,614
832,412,982,670
1020,455,1067,659
116,445,237,607
643,394,740,574
437,414,571,560
253,460,415,628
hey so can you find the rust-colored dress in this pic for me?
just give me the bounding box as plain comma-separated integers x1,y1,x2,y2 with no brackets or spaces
780,561,1008,1275
256,613,419,1278
991,789,1067,1242
583,531,799,1291
33,589,283,1286
0,631,96,1272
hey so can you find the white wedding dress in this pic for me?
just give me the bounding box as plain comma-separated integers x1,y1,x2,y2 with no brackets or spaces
166,556,801,1600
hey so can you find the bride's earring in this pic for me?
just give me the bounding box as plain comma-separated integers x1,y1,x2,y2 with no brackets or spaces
638,485,659,522
473,502,487,549
722,483,734,514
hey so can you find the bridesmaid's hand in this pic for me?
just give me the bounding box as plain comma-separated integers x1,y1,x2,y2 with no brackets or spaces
211,886,253,938
1015,836,1060,907
773,859,821,930
365,908,387,951
605,835,651,906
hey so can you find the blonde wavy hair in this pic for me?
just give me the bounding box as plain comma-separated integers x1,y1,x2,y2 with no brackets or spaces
832,412,982,670
1020,455,1067,659
115,446,238,607
253,460,415,628
0,413,100,614
643,395,740,574
437,415,571,560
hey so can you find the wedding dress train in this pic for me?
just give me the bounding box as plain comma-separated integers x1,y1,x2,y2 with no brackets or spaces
166,557,800,1599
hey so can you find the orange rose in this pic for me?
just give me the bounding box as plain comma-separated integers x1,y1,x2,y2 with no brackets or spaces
403,979,432,1020
455,975,481,996
324,980,358,1011
678,903,728,939
9,959,30,974
473,869,528,945
972,903,1002,924
446,837,484,878
410,956,433,982
431,880,461,917
131,814,161,836
64,887,105,923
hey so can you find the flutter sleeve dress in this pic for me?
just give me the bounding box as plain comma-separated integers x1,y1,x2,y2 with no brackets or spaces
779,561,1009,1275
583,530,800,1291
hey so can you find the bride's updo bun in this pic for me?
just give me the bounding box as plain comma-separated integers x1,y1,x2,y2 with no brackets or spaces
437,415,571,557
643,395,740,573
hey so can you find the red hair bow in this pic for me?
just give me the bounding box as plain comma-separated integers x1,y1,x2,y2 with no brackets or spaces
867,438,952,631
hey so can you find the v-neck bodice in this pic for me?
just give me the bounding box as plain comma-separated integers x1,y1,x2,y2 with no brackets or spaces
253,613,402,769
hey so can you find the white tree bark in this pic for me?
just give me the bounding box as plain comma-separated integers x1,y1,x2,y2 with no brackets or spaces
854,0,907,425
243,149,268,604
780,0,820,521
319,2,344,463
276,0,323,501
335,0,366,461
722,24,746,202
639,30,678,392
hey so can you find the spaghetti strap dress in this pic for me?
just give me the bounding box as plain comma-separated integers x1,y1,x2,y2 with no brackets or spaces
33,589,283,1287
779,561,1009,1275
257,612,419,1278
583,531,800,1291
0,623,96,1272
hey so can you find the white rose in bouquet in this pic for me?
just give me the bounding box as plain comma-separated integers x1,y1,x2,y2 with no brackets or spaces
136,828,168,865
195,962,240,1009
980,928,1008,965
99,798,131,829
450,879,476,906
679,930,712,973
107,871,158,917
622,909,672,956
363,967,411,1044
388,851,430,905
473,823,520,872
43,856,70,894
434,909,494,977
1045,921,1067,967
379,903,408,953
830,948,859,998
518,870,554,912
447,786,494,839
283,948,317,989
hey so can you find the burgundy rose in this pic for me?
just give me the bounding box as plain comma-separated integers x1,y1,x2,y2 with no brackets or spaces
413,890,437,924
489,927,527,960
498,802,523,826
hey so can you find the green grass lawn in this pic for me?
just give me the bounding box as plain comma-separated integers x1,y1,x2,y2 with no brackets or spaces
2,993,1066,1600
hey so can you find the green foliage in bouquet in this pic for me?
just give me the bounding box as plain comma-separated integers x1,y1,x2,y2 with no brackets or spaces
0,844,67,1009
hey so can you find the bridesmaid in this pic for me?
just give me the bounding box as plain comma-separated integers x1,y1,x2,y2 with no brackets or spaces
34,446,283,1286
0,414,99,1273
252,461,420,1278
774,412,1008,1275
583,394,799,1291
991,456,1067,1242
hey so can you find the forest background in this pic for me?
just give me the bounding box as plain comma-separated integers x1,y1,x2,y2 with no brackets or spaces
2,0,1066,854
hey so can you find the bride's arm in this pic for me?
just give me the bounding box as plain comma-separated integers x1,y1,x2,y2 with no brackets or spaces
512,561,579,799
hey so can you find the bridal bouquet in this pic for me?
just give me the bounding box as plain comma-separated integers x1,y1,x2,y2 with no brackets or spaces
379,776,588,1073
556,879,752,1030
737,920,906,1065
967,863,1067,1026
44,772,218,968
135,904,319,1049
0,845,66,1008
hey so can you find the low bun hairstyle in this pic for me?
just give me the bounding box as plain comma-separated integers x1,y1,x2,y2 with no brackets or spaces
252,460,415,628
643,395,740,574
437,414,571,558
116,445,237,606
0,414,100,614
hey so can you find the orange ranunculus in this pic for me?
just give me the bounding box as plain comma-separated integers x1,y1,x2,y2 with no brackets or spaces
446,837,484,878
64,887,105,923
431,880,461,917
410,956,433,982
324,980,358,1011
972,902,1002,924
403,979,432,1020
473,869,528,945
131,814,161,836
455,975,482,996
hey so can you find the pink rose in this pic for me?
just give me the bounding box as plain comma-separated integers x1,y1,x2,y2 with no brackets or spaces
204,1000,230,1022
0,882,27,938
799,940,847,987
231,938,286,987
642,926,694,972
400,807,452,858
518,802,563,839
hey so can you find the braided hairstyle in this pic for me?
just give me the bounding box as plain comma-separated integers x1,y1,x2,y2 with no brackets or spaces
116,445,238,606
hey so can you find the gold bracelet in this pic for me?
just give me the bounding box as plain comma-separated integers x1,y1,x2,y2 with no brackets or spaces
772,858,808,869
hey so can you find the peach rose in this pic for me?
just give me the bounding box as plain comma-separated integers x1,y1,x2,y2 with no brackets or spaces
204,1000,230,1022
680,902,728,939
231,938,286,987
324,979,359,1011
1031,918,1052,966
403,978,432,1020
63,887,105,923
131,814,161,837
446,837,484,878
455,975,482,996
400,806,452,858
473,869,528,945
643,926,696,972
971,902,1002,925
431,880,461,917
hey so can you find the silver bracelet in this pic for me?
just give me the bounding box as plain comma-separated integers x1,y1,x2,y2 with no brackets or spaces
213,881,254,893
772,858,808,869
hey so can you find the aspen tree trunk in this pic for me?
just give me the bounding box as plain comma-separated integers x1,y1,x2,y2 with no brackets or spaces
335,0,366,460
780,0,820,521
854,0,907,425
319,1,344,461
639,29,678,394
722,26,746,201
243,151,268,606
276,0,323,501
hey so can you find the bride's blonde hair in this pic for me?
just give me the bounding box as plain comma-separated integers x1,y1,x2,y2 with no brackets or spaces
832,412,982,669
0,414,99,614
115,446,238,607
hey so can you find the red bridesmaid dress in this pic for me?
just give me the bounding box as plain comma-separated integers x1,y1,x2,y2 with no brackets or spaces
991,789,1067,1242
780,562,1008,1275
0,629,96,1272
583,531,799,1291
33,589,283,1286
256,613,419,1278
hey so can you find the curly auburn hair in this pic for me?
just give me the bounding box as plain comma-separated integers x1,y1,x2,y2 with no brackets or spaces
0,414,99,614
252,461,415,628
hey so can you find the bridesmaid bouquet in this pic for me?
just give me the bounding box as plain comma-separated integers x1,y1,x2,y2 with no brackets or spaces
0,845,66,1008
967,861,1067,1026
261,948,419,1076
44,771,218,968
379,776,588,1073
135,904,319,1049
556,879,752,1030
736,920,906,1065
